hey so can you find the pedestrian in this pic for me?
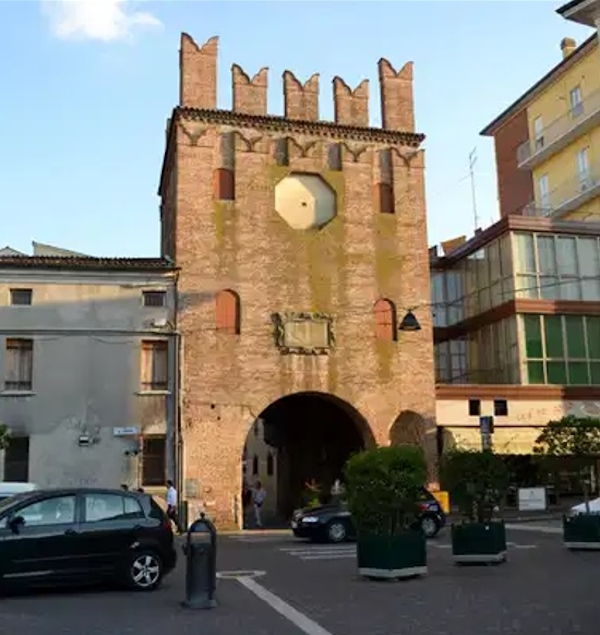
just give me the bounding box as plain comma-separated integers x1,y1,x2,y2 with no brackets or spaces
252,480,267,528
137,487,145,494
166,479,181,533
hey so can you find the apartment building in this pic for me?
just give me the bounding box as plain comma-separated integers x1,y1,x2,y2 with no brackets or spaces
0,245,177,492
432,215,600,461
482,1,600,221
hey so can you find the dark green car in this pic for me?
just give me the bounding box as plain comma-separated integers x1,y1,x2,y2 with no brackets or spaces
0,487,177,592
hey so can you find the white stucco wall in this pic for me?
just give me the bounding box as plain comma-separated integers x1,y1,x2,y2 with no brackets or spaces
0,267,177,488
437,397,600,454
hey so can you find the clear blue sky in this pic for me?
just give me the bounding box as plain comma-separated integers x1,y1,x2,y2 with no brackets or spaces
0,1,594,257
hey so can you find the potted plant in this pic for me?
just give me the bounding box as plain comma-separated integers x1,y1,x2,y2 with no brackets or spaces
0,423,10,451
344,444,428,580
440,448,510,565
534,415,600,550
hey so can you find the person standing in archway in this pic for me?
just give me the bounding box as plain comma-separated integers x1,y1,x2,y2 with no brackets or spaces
252,480,267,528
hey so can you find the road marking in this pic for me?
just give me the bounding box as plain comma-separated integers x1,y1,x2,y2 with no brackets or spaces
280,541,538,561
506,523,562,535
217,570,266,579
236,575,335,635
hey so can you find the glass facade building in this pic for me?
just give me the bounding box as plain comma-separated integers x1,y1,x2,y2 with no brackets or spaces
432,228,600,385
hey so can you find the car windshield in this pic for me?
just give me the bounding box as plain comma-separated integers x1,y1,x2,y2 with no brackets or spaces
0,492,34,514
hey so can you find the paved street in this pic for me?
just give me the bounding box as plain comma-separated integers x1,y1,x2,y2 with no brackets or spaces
3,523,599,635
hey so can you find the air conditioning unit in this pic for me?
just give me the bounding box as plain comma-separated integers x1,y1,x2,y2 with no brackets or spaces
152,318,168,328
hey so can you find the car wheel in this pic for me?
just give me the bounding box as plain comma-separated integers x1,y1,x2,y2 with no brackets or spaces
126,551,163,591
326,521,347,543
420,515,439,538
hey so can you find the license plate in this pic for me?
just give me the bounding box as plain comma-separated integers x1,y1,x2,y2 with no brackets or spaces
291,521,298,529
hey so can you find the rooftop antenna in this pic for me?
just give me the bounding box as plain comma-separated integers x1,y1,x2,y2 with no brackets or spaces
469,147,479,232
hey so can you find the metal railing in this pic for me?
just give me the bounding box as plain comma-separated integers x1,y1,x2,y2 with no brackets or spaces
522,165,600,217
517,88,600,166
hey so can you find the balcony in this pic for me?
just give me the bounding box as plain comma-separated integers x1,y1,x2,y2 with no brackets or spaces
517,88,600,170
522,167,600,218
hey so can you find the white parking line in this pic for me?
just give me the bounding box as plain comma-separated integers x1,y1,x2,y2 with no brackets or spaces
280,541,538,561
235,575,335,635
506,523,562,534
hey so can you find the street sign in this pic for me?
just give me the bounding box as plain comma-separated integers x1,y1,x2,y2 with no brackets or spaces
113,426,140,437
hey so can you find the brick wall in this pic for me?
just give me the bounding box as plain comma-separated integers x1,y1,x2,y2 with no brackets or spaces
160,34,436,529
493,110,534,217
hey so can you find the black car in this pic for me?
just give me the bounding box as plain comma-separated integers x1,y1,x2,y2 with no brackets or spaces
291,488,446,543
0,487,177,593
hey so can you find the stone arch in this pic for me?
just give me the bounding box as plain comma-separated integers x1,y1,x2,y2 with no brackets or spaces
389,409,426,447
374,298,397,341
240,391,375,527
215,289,241,334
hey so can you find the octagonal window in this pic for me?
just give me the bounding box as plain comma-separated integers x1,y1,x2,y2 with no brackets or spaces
274,173,337,230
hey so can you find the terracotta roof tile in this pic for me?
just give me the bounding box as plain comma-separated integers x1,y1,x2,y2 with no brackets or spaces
0,255,176,271
175,107,425,145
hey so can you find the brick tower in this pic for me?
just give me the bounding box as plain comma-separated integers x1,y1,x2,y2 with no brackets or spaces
159,34,436,529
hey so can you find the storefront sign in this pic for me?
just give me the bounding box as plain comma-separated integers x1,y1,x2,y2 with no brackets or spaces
518,487,547,511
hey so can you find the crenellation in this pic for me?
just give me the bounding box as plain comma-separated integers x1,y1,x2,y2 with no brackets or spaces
378,58,415,132
283,71,320,121
178,33,418,141
179,34,218,109
332,77,369,127
232,64,268,116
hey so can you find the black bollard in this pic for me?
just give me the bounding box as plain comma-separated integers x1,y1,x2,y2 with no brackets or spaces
181,512,217,609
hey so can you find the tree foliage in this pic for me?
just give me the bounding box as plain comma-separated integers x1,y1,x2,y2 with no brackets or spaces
533,416,600,461
344,445,427,536
0,423,10,451
440,448,510,523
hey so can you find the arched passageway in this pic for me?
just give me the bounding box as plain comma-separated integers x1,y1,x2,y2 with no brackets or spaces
241,392,373,528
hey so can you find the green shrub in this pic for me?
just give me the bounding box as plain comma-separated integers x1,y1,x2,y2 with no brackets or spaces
0,423,9,451
440,448,509,523
344,445,427,536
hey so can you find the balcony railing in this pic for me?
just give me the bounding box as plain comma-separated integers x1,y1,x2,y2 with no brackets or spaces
517,87,600,169
522,166,600,218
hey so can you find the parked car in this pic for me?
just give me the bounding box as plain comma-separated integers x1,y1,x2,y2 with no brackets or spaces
0,487,176,593
571,497,600,515
0,482,38,502
291,487,446,543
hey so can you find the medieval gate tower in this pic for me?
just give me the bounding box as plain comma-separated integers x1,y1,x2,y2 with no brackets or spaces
159,34,436,529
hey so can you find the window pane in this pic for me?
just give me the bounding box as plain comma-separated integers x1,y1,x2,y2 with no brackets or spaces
537,236,557,273
578,238,600,300
18,496,76,526
544,316,564,358
514,233,536,273
524,315,543,358
515,274,538,299
557,237,578,275
547,361,567,384
84,494,144,522
561,278,581,301
586,317,600,358
591,362,600,384
568,362,589,385
540,275,560,300
527,361,545,384
565,315,586,358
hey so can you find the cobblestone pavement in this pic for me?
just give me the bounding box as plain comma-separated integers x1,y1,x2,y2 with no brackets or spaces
3,526,599,635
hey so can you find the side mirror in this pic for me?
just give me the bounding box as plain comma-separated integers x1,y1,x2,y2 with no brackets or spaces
9,516,25,534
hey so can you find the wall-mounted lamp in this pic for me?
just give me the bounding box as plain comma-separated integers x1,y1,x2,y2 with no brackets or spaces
78,434,93,447
399,310,421,332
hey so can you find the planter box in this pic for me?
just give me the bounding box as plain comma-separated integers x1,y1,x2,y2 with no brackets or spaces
563,513,600,550
451,521,507,564
357,530,426,580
